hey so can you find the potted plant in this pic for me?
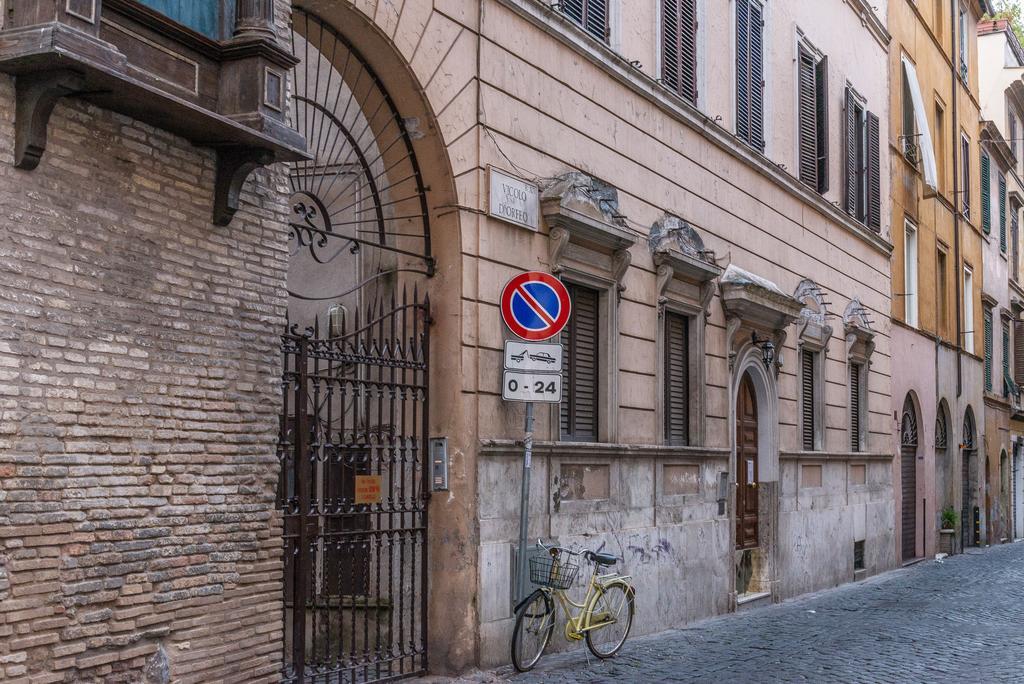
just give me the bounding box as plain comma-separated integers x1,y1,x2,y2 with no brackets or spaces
939,507,959,555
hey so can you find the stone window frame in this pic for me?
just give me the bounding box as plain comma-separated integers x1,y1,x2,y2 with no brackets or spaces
844,298,876,453
650,214,722,448
542,172,637,444
794,279,831,453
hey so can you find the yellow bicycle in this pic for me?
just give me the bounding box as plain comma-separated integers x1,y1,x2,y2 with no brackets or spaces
510,541,636,672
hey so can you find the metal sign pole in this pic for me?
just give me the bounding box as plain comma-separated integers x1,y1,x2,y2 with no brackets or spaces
516,402,535,602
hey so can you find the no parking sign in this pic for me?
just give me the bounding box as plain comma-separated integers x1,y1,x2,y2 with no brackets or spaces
500,271,572,341
499,271,569,403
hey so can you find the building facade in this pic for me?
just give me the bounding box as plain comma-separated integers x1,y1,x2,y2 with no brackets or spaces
888,0,990,562
0,0,902,681
978,17,1024,543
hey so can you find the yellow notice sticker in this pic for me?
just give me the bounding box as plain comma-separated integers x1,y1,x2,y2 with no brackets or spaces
354,475,383,505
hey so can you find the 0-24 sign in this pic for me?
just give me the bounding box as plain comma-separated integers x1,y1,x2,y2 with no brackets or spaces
502,370,562,403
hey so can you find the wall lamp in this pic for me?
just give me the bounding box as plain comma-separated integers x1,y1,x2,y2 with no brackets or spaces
750,331,776,370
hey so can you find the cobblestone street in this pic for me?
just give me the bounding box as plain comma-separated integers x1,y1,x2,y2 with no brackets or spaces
461,543,1024,683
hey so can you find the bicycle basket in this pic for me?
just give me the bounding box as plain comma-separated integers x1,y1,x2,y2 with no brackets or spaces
529,554,579,590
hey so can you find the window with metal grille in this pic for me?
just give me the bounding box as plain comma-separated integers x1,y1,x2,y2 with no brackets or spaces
900,66,917,161
736,0,765,151
843,87,880,230
1004,319,1011,397
854,540,865,571
937,247,949,338
850,362,863,452
964,266,975,354
797,43,828,194
801,349,817,451
561,284,600,441
984,306,993,392
137,0,231,39
1000,173,1008,252
961,134,971,219
664,311,690,445
662,0,698,103
958,6,968,83
981,152,991,234
904,219,918,327
561,0,609,43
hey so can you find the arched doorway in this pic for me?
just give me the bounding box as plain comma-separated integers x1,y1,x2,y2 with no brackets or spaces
277,8,437,680
900,395,918,562
736,373,759,551
962,408,977,547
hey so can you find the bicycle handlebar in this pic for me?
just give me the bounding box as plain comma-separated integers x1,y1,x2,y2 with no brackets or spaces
536,539,621,564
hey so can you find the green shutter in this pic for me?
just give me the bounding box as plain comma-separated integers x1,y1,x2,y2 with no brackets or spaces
1000,173,1007,252
984,307,993,392
981,153,991,234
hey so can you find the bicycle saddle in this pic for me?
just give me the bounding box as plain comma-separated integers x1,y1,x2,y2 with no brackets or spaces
587,551,618,566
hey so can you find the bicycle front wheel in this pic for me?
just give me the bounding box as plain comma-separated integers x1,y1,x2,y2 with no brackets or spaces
511,589,555,672
584,582,634,659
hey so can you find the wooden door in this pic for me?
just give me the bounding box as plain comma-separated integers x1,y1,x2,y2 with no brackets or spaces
962,449,973,546
901,445,917,561
736,374,759,550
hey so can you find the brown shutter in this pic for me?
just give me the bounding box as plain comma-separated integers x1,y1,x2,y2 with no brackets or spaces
735,0,750,144
561,284,599,441
844,87,857,216
850,363,861,452
562,0,609,42
1014,320,1024,385
664,312,690,445
802,349,815,451
797,45,818,190
867,111,881,231
662,0,698,103
748,0,765,152
815,55,829,193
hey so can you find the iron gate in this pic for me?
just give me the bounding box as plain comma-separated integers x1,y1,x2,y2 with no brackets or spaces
280,7,435,681
278,295,430,683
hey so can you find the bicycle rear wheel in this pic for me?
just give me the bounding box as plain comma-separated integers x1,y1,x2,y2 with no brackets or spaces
511,589,555,672
584,582,634,658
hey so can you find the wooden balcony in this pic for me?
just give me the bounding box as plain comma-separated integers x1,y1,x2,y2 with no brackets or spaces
0,0,309,225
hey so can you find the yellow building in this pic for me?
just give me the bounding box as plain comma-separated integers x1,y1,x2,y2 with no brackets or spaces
888,0,990,559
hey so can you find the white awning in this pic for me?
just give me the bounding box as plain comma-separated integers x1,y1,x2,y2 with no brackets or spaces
901,55,939,191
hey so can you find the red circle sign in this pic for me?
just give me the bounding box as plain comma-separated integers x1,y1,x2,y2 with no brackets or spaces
500,272,572,341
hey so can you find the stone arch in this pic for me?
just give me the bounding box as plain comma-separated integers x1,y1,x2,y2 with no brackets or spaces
733,344,780,483
935,398,954,522
730,343,781,600
899,392,920,561
961,406,978,547
284,2,470,674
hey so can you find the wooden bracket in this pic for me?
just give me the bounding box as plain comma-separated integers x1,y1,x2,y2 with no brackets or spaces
14,70,86,170
213,146,274,226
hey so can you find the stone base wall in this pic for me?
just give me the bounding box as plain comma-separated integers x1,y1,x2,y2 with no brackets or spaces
0,76,289,682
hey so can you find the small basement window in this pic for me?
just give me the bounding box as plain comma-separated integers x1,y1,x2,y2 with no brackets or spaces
854,540,865,571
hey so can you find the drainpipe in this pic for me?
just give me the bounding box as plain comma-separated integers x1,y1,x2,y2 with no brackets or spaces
952,0,963,399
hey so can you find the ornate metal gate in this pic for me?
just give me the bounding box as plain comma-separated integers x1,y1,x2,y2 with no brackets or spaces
279,8,434,682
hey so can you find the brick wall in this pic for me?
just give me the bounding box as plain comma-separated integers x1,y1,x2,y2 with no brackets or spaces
0,74,290,682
